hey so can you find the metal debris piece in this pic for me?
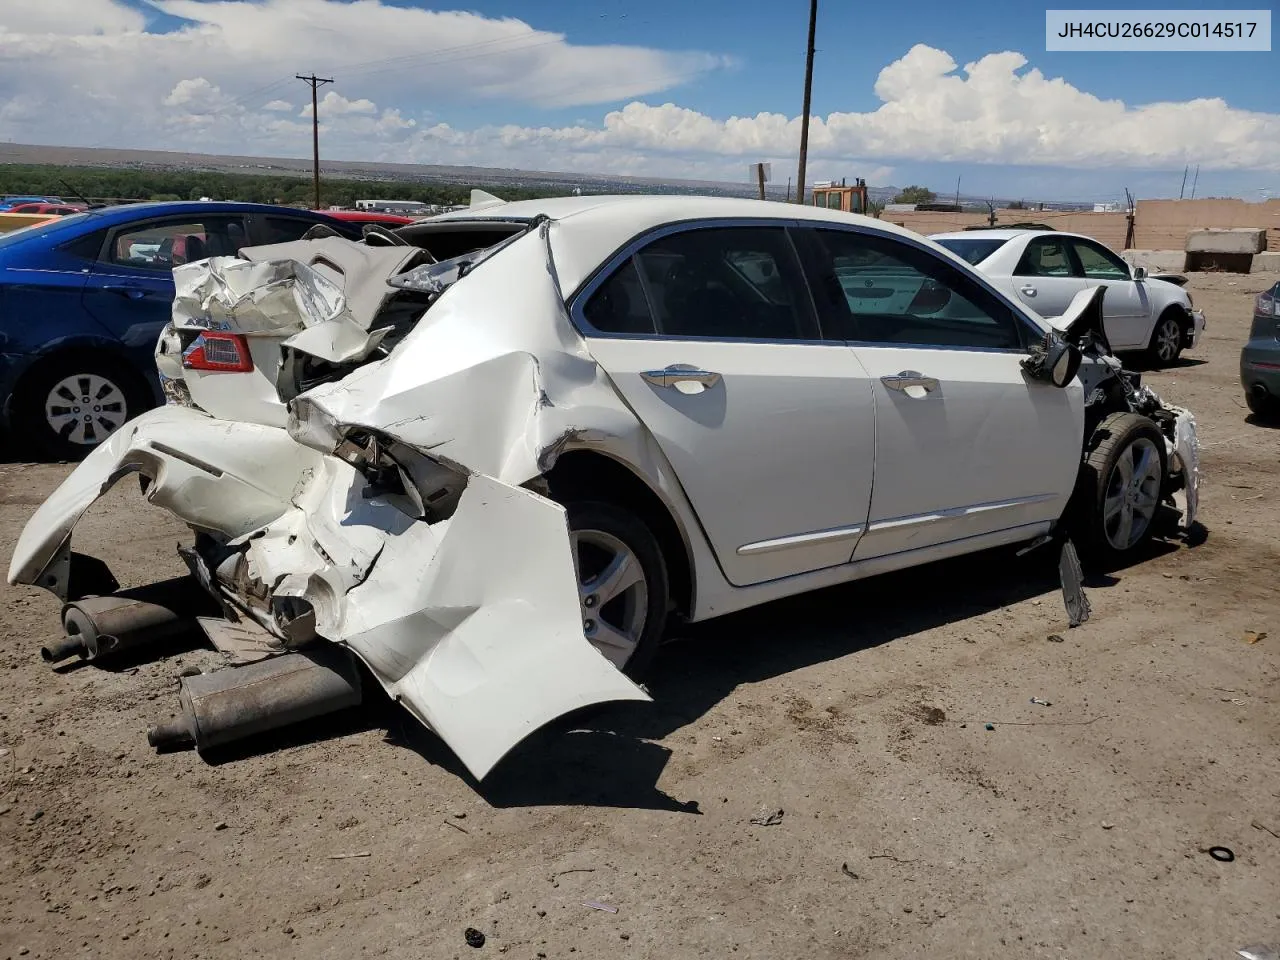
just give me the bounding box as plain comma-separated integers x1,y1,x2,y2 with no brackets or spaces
1204,845,1235,862
1058,539,1091,627
840,862,859,880
1238,944,1280,960
1252,820,1280,840
1047,634,1065,643
326,852,371,860
749,808,785,827
583,901,618,914
1029,697,1053,707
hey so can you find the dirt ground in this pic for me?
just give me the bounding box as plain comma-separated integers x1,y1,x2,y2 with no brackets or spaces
2,272,1279,960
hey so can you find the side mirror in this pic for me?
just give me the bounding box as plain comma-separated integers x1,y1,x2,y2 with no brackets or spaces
1132,266,1147,281
1021,330,1083,388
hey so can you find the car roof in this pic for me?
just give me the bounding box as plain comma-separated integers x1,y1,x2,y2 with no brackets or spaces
432,194,943,293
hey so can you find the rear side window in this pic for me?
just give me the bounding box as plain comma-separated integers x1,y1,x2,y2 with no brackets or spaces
58,229,108,262
259,216,327,245
1016,238,1078,277
582,258,656,335
109,218,247,269
934,237,1006,266
633,227,814,340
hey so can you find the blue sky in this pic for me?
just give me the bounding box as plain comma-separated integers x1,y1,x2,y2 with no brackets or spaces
6,0,1279,200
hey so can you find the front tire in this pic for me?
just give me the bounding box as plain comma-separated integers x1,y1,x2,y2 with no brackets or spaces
1076,412,1168,560
11,353,149,461
564,501,669,681
1145,309,1185,367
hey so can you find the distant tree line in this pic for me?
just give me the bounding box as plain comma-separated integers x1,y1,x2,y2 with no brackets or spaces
0,164,572,208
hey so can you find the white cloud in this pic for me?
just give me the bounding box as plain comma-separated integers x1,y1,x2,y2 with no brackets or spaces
0,3,1275,186
302,91,377,118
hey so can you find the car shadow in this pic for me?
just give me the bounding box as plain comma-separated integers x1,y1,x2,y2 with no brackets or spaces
125,530,1205,813
1245,412,1280,429
1122,355,1209,373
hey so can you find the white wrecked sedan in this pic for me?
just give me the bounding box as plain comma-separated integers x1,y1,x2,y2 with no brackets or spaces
7,195,1200,779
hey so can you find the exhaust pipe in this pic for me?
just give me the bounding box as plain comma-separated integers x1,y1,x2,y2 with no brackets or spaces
146,646,362,753
1251,382,1270,402
44,577,211,665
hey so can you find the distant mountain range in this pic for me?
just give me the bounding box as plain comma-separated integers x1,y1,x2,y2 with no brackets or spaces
0,141,1091,209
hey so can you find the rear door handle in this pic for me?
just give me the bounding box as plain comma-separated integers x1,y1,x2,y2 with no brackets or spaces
1019,284,1037,296
881,371,940,394
641,367,722,389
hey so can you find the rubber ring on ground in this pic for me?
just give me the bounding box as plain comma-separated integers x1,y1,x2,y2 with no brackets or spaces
1207,846,1235,862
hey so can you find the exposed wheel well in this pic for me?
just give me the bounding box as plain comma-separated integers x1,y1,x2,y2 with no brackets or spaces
543,450,693,621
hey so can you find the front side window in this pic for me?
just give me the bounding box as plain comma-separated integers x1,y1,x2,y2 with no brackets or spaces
1015,238,1078,278
632,227,814,340
1071,239,1130,280
108,217,247,270
800,228,1024,349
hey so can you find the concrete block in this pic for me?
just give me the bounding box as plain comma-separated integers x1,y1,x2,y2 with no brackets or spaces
1122,249,1187,273
1252,251,1280,273
1185,228,1266,254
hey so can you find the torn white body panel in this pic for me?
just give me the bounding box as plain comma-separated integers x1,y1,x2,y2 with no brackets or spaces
6,406,649,780
8,405,321,594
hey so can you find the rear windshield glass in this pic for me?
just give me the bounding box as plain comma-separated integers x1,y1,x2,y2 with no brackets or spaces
934,237,1007,266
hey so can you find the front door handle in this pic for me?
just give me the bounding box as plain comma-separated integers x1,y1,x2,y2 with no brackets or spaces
102,284,146,300
641,367,722,389
881,371,940,394
1019,284,1037,296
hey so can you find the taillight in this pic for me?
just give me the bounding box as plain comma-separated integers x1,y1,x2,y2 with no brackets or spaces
181,331,254,372
1256,292,1277,316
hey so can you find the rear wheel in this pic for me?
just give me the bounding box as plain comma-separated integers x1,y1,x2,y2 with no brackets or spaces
1246,387,1279,419
565,501,669,681
1145,309,1185,367
1075,412,1168,560
12,354,149,461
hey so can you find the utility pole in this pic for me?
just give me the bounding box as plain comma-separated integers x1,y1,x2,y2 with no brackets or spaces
1190,164,1200,199
1124,187,1136,249
1179,164,1188,199
954,175,961,208
297,73,334,210
795,0,818,205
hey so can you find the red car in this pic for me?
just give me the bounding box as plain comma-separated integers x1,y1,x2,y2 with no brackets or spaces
9,202,88,215
324,210,417,228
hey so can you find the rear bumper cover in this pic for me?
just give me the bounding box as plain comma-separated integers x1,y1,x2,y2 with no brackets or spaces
7,405,649,780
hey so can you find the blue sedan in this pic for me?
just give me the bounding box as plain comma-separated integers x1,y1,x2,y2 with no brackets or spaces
0,201,358,459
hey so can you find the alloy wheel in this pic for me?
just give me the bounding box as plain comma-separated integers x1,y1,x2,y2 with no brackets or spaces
1102,436,1162,550
571,528,648,669
1155,317,1181,364
45,374,129,447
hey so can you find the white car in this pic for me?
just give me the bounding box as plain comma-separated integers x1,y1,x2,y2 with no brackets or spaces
929,229,1205,367
8,196,1199,780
